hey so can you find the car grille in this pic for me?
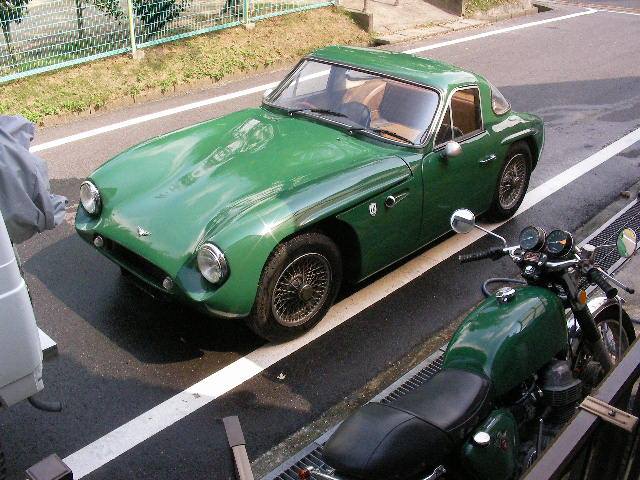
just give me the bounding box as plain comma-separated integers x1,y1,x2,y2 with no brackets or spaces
100,236,168,289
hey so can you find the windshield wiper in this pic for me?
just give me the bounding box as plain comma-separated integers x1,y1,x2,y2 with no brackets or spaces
289,108,348,118
350,127,415,145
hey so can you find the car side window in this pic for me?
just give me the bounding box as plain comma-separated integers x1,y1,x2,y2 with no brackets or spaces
434,107,452,146
451,87,482,139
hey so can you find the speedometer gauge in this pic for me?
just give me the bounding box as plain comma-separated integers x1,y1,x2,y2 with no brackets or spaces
546,230,574,257
519,226,546,251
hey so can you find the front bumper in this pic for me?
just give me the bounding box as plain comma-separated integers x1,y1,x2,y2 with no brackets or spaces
75,227,248,320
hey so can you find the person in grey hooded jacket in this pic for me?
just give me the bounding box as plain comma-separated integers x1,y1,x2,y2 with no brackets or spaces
0,115,67,244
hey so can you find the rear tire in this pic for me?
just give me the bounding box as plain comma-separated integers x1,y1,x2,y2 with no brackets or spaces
246,232,342,342
486,142,532,221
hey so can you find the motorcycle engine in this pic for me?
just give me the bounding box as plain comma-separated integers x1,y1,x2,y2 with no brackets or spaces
541,359,583,425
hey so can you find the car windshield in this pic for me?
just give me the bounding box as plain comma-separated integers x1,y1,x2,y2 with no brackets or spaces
267,60,440,145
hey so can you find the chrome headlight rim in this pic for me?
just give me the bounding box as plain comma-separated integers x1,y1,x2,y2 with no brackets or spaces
79,180,101,216
197,243,229,285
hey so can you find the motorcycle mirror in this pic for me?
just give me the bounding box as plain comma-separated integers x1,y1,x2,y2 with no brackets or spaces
617,227,637,258
263,88,273,101
450,209,476,234
444,141,462,158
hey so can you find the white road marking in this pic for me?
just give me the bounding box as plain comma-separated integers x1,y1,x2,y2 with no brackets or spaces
63,126,640,478
31,83,281,153
595,8,640,16
38,328,58,359
403,8,597,54
31,8,598,154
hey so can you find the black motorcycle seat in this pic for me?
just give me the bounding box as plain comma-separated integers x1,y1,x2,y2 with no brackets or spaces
323,368,491,480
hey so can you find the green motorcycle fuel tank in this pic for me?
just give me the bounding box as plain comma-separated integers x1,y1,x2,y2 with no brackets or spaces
322,286,568,480
444,286,567,398
444,286,567,479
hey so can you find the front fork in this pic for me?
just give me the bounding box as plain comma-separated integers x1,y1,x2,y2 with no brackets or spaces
572,304,615,373
562,272,615,373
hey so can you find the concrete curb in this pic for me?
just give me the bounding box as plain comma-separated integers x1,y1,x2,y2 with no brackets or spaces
373,3,540,45
373,18,486,45
467,4,539,22
342,8,375,33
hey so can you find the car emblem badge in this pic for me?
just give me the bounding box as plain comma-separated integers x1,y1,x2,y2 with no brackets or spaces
137,226,151,237
369,202,377,217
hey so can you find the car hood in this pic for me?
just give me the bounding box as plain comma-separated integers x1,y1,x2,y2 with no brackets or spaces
89,108,411,274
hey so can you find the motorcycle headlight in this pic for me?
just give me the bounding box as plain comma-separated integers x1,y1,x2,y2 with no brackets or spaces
197,243,229,284
79,181,101,216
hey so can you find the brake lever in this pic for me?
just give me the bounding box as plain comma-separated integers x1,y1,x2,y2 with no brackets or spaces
597,268,635,294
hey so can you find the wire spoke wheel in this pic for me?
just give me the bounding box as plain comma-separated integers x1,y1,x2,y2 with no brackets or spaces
272,253,332,327
597,319,630,365
498,153,528,211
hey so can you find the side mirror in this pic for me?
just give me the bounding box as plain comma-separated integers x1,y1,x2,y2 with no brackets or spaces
450,208,476,234
617,227,637,258
444,141,462,158
262,88,273,101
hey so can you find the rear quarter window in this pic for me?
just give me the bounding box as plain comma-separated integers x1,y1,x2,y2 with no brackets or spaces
490,83,511,115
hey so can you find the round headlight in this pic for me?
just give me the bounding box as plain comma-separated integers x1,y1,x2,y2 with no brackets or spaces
197,243,229,284
80,181,101,215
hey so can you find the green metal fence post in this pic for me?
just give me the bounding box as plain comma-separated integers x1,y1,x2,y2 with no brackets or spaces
242,0,255,29
0,0,334,83
126,0,140,58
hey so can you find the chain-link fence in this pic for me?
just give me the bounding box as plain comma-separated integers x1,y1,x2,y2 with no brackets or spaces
0,0,333,83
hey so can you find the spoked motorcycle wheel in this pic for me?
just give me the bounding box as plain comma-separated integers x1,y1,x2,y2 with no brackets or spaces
597,318,632,365
576,312,636,387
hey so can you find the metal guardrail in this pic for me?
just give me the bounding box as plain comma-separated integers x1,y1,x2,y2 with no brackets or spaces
522,338,640,480
0,0,334,83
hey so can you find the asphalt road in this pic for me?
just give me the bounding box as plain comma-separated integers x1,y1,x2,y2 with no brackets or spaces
563,0,640,10
2,3,640,479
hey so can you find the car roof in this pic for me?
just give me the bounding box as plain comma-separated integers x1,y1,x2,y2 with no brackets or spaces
309,46,479,92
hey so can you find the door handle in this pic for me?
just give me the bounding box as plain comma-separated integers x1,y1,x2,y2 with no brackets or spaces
479,154,497,165
385,192,409,208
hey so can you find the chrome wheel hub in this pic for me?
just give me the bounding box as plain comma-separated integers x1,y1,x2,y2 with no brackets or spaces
499,153,527,210
272,253,331,327
597,320,629,364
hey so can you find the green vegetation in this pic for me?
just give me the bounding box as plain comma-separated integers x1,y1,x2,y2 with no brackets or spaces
464,0,519,13
0,7,371,124
1,0,30,61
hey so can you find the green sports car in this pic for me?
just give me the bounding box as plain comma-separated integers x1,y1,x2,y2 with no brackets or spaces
76,46,543,341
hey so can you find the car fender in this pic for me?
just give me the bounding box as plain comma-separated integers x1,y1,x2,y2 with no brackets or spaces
186,155,412,317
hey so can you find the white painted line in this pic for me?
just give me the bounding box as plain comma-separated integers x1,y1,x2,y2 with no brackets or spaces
63,126,640,478
403,8,598,54
31,82,281,153
32,8,598,154
38,328,58,359
595,8,640,16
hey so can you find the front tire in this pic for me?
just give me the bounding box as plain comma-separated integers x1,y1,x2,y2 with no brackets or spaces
595,312,635,365
247,232,342,342
0,436,6,480
486,142,532,221
575,310,635,389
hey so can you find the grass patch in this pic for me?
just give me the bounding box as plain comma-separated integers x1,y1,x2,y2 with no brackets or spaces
0,8,371,125
465,0,520,13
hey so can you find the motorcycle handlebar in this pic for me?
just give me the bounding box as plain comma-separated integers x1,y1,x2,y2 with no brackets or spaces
588,268,618,299
459,247,505,264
